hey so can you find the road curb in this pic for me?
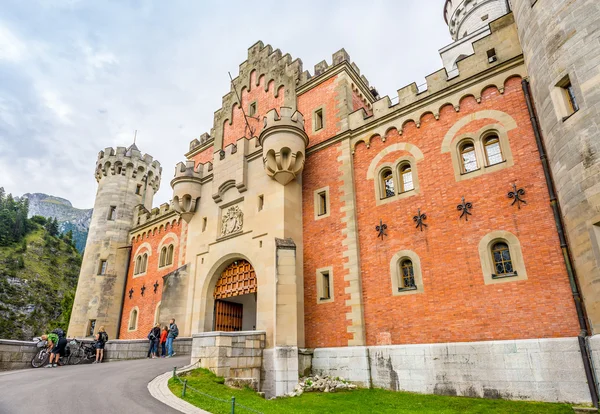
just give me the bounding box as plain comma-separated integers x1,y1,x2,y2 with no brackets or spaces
148,364,210,414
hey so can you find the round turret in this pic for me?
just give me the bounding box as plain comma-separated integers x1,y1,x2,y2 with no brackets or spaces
68,143,162,339
444,0,510,41
170,160,203,222
259,107,308,186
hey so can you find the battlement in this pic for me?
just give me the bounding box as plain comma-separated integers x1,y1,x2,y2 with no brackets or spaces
348,13,524,147
261,107,306,139
189,132,213,152
133,202,177,229
95,145,162,193
300,48,372,89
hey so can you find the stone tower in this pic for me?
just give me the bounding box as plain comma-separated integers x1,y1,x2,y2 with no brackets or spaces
440,0,511,73
510,0,600,332
68,144,161,339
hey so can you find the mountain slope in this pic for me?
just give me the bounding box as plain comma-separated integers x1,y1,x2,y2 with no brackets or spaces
23,193,92,253
0,225,81,340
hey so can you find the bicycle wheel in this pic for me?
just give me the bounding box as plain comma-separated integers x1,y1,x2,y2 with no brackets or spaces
70,347,84,365
31,349,49,368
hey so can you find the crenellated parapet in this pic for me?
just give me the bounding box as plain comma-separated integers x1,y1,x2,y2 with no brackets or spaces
348,13,525,152
132,202,178,229
170,160,204,222
259,107,308,186
95,145,162,192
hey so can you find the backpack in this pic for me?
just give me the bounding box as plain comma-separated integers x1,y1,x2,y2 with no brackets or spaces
148,330,156,341
100,332,108,343
52,328,65,338
170,324,179,338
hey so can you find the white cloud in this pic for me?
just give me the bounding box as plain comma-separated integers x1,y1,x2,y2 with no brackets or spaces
0,25,26,62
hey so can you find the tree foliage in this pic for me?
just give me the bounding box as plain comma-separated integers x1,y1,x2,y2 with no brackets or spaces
0,188,32,246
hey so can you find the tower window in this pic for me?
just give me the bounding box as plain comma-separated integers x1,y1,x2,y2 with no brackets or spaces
248,102,257,117
314,109,324,131
460,141,478,173
553,75,580,120
87,319,96,337
317,267,334,303
399,164,414,193
487,48,497,63
314,187,330,220
98,260,107,275
258,195,264,212
107,206,116,221
321,271,331,300
491,241,516,278
563,82,579,114
202,217,207,232
136,185,142,195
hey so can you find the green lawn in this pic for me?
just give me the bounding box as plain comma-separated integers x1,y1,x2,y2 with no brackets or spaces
168,368,574,414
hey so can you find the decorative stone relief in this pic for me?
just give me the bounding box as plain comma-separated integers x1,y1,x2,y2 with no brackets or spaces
221,206,244,237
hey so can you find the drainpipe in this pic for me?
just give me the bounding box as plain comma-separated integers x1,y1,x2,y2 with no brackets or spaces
521,78,599,407
116,245,132,340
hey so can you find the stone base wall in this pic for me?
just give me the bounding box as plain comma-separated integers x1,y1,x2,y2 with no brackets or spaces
0,340,40,371
261,346,299,397
0,337,192,370
587,335,600,390
192,331,265,391
312,338,592,404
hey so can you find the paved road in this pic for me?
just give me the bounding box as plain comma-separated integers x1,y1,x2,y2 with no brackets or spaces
0,356,188,414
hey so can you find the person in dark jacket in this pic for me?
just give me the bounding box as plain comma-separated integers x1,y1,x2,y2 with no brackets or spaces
166,318,179,358
147,323,160,358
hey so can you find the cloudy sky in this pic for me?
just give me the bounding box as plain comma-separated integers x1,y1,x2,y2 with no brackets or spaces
0,0,451,208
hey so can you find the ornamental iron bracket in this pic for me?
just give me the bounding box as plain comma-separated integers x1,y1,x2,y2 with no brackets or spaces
141,284,146,297
508,183,527,209
413,209,427,232
457,197,473,221
375,220,388,240
153,280,159,293
128,288,134,299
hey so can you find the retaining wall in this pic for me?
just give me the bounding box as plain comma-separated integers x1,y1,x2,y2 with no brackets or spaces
0,337,192,370
312,337,593,404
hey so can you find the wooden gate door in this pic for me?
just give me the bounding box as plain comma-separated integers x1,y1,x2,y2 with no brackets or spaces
214,300,243,331
213,260,256,332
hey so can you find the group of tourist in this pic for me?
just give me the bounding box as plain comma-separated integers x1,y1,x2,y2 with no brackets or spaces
42,318,179,367
146,318,179,358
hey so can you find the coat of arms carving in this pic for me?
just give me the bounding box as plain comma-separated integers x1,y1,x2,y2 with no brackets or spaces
220,206,244,237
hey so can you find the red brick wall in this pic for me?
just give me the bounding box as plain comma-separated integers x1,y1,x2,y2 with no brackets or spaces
119,218,182,339
349,77,579,346
191,146,214,166
222,71,284,148
298,76,341,148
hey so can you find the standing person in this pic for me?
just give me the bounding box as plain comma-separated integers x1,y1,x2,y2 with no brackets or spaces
166,318,178,358
147,324,160,358
94,326,108,364
160,326,168,358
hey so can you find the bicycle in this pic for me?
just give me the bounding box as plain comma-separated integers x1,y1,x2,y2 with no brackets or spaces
31,337,71,368
68,338,97,365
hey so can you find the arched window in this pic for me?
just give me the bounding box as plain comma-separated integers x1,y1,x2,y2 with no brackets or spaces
134,255,142,275
484,134,503,166
142,253,148,273
460,141,478,173
128,308,138,331
381,169,395,198
491,241,515,277
399,259,416,290
398,164,414,193
159,247,167,268
167,245,174,266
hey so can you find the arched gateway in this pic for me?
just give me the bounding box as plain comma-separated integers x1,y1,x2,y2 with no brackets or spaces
213,259,257,331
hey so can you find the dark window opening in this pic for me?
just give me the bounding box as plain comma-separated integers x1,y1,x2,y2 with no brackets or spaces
98,260,107,275
321,271,331,300
315,109,324,131
318,192,327,216
399,259,416,290
107,206,116,221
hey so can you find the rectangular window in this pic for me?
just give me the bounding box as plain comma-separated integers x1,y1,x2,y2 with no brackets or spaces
563,82,579,114
98,260,107,275
87,319,96,337
258,195,264,212
487,48,497,63
107,206,116,221
318,192,327,216
248,102,257,117
321,271,331,300
136,185,142,195
317,267,334,303
315,109,324,131
202,217,207,232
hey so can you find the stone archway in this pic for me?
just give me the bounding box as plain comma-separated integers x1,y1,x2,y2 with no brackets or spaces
213,259,257,332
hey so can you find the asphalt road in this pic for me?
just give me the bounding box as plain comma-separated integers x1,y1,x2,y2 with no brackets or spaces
0,356,188,414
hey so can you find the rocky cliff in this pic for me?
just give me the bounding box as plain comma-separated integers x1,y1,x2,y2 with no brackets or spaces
23,193,92,253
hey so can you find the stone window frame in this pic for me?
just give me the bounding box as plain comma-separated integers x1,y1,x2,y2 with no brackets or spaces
316,266,334,304
390,250,424,296
449,124,513,182
107,205,117,221
374,155,420,206
159,244,174,268
478,230,528,285
551,74,581,122
312,106,326,133
97,259,108,276
313,186,331,220
157,233,178,270
128,307,139,332
248,100,257,117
